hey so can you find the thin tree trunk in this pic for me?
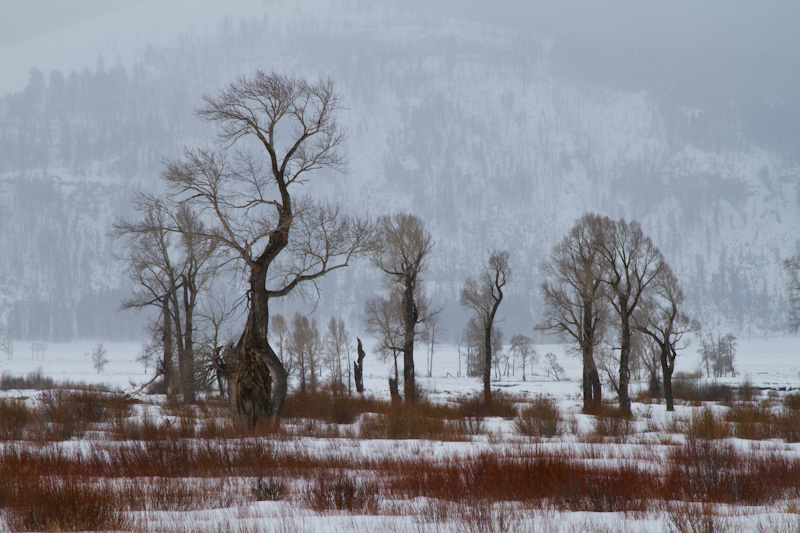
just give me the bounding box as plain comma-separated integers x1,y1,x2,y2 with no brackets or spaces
617,301,632,415
181,279,196,403
483,325,492,407
662,345,675,412
402,274,417,402
161,297,175,399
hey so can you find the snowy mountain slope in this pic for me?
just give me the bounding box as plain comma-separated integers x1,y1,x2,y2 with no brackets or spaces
0,0,798,339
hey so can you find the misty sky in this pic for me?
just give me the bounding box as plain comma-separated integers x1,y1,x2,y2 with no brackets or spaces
2,0,799,104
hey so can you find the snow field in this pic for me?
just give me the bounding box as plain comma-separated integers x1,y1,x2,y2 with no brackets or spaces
0,336,798,531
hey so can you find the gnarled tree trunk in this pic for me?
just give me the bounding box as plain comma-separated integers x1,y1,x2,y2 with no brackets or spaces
354,338,366,394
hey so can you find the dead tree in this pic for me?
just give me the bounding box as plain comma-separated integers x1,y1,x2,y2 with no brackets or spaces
537,214,607,413
460,250,511,406
354,337,366,394
369,213,434,402
152,72,372,426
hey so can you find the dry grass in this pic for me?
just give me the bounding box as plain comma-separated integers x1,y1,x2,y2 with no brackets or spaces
0,399,32,440
2,379,800,530
513,396,563,438
304,473,380,513
685,407,731,440
358,403,469,440
588,407,637,441
6,475,128,531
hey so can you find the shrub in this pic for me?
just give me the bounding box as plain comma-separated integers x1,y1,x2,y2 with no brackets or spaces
0,369,54,391
251,477,288,501
358,404,466,440
0,399,32,440
514,397,563,438
282,390,383,425
665,502,726,533
590,408,636,441
671,373,736,403
456,392,517,419
458,416,486,436
775,410,800,442
726,402,774,440
738,379,760,402
304,473,380,513
685,407,731,440
784,392,800,412
665,438,800,504
37,391,90,440
6,476,127,531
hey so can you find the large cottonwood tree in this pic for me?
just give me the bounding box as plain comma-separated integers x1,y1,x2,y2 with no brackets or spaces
538,214,607,413
154,71,372,425
595,217,665,415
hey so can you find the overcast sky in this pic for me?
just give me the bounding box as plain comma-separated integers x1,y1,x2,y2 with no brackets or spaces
1,0,798,100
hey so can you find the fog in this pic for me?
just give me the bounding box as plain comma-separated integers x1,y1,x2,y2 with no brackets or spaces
1,0,799,341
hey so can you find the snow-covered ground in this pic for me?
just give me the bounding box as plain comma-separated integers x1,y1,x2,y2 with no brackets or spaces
1,336,800,532
3,335,798,395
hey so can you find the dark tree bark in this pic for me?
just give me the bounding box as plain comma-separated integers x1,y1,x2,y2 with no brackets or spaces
151,72,371,426
402,272,419,401
388,377,401,404
369,213,433,404
635,264,697,412
596,217,664,416
354,337,366,394
538,214,607,413
460,250,510,407
161,295,175,398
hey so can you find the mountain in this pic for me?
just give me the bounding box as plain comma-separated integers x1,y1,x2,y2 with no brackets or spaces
1,0,799,340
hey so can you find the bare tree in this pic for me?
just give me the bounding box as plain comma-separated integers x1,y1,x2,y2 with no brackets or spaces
288,313,322,394
460,250,510,406
783,256,800,331
369,213,434,402
323,316,352,392
150,72,372,425
0,325,11,360
420,312,442,378
196,292,238,396
363,290,405,401
115,197,221,403
700,331,737,378
635,264,699,411
537,214,607,413
595,216,665,415
92,343,108,373
509,334,537,382
544,352,566,381
269,314,291,378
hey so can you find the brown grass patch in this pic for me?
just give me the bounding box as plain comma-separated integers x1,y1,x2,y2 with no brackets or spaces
513,396,563,438
6,475,127,531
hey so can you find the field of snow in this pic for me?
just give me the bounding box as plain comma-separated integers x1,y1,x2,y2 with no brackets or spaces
3,335,799,395
1,336,799,532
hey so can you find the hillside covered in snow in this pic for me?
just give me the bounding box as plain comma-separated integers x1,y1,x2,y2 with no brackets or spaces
1,0,799,340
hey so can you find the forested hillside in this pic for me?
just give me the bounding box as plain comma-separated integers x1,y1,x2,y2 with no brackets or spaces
1,0,798,340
